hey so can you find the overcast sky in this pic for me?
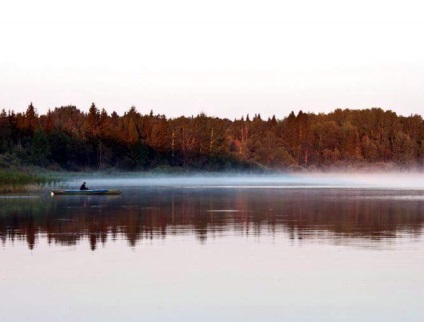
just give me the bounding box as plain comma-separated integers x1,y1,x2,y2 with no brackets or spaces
1,0,424,119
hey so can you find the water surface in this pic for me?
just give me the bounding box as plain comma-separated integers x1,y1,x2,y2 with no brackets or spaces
1,175,423,321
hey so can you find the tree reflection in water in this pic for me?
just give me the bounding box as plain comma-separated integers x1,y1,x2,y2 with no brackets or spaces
0,188,423,250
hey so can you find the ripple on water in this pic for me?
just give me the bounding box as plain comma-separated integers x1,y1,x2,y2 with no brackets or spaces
349,195,424,201
206,209,240,213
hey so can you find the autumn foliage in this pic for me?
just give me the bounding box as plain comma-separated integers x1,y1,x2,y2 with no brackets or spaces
1,103,423,171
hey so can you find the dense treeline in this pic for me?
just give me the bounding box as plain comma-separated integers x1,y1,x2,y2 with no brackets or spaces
0,103,423,171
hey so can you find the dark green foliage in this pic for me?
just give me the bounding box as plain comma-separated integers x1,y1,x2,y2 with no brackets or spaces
0,104,423,171
30,130,51,166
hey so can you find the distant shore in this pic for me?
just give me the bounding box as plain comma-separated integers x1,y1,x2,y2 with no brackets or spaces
1,106,423,173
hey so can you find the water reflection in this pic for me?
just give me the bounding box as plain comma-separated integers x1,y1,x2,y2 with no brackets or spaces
1,188,423,250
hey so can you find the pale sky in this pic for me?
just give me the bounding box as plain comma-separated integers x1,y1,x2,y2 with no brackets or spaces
1,0,424,119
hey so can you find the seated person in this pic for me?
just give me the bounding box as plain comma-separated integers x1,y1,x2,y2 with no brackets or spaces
80,182,89,190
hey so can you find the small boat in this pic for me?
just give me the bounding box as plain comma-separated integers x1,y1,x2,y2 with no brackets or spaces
50,189,121,196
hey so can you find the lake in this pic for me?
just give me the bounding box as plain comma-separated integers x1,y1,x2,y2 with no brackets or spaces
1,174,423,321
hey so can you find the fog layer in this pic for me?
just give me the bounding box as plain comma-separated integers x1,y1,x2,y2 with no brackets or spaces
69,172,424,190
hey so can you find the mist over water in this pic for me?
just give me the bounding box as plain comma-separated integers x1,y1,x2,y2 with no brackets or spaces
69,172,424,190
2,173,424,250
1,173,424,322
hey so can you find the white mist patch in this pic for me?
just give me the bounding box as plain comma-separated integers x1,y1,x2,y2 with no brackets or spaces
328,173,424,190
68,172,424,190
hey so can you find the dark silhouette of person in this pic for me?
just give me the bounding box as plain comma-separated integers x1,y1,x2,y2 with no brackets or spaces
80,182,89,190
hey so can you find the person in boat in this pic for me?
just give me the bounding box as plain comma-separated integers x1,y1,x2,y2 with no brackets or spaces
80,182,89,190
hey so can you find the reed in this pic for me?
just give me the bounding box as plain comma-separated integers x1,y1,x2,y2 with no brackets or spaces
0,169,61,193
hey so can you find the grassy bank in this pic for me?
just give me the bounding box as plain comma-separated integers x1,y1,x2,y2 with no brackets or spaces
0,169,61,193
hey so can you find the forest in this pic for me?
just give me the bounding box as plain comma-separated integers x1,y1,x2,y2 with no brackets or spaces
0,103,423,171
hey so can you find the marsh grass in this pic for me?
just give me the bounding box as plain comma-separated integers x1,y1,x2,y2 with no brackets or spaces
0,169,61,193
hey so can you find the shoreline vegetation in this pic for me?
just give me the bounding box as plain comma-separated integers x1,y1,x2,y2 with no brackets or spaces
0,169,61,193
0,104,423,176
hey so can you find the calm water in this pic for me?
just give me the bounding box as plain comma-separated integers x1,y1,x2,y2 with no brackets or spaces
1,175,423,321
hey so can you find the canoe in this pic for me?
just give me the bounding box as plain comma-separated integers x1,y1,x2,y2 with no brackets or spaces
50,189,121,196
